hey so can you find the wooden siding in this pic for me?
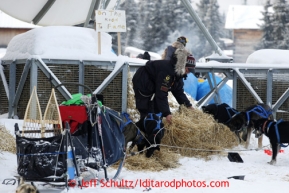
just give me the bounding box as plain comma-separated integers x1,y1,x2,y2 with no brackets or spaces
0,28,31,47
233,29,262,63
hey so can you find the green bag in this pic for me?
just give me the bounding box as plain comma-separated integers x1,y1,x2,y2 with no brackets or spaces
61,93,91,105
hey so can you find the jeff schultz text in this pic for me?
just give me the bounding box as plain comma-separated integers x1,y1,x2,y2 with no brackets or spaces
81,179,230,189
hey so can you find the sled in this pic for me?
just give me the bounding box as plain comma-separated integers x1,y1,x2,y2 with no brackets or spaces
15,83,126,190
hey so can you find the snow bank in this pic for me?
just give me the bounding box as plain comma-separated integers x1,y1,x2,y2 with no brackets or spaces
2,26,118,61
246,49,289,64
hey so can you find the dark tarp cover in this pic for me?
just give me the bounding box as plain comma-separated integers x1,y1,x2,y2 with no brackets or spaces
16,135,66,181
94,106,126,166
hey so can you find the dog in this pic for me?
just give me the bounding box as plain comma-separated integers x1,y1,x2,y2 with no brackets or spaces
202,103,243,142
121,112,144,152
122,121,144,152
16,177,39,193
252,118,289,165
122,113,165,158
136,113,165,158
226,103,274,149
202,103,239,124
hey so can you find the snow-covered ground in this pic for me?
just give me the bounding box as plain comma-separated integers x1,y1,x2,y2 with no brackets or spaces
1,116,289,193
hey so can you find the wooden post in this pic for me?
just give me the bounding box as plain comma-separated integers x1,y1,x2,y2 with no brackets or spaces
98,32,101,55
117,32,121,55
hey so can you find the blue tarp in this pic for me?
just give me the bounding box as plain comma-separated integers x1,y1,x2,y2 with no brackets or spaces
184,73,232,106
183,73,198,100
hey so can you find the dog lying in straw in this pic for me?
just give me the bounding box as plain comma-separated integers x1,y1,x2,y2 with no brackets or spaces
202,103,238,125
202,103,246,143
226,103,273,149
122,113,165,158
252,118,289,165
16,177,39,193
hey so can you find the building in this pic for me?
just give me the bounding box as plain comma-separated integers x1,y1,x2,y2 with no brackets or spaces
0,10,39,48
225,5,264,63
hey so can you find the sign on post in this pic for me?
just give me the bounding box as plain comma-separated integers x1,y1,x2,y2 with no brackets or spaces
95,10,126,55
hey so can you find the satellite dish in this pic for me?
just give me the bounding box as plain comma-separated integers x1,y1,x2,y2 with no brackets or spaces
0,0,119,26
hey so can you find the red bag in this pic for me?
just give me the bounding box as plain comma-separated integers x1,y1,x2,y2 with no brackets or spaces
59,105,88,134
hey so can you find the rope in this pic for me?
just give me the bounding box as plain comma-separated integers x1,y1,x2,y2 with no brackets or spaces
126,115,272,157
125,121,163,157
158,143,270,152
127,136,272,157
131,122,151,145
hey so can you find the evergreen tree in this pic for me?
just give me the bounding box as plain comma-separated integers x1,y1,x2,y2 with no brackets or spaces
138,0,159,51
139,0,195,52
197,0,211,19
109,0,140,54
141,0,171,52
256,0,274,50
158,0,196,52
270,0,289,49
221,12,232,39
195,0,224,59
118,0,140,48
115,0,225,58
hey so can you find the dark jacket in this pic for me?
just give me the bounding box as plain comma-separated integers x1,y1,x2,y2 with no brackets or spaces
162,41,185,60
132,57,192,117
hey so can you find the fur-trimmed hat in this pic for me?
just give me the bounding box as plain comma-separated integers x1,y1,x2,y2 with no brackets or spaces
186,54,196,74
177,36,188,46
161,41,185,60
174,48,190,76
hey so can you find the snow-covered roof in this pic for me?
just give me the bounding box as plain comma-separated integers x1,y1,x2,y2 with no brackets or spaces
220,38,233,46
2,26,118,61
225,5,264,29
0,10,39,28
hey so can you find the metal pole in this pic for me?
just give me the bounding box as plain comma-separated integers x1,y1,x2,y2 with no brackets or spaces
113,0,121,10
180,0,223,56
84,0,97,27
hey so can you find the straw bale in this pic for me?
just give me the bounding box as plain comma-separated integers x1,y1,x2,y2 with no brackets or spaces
162,106,238,158
127,71,140,122
0,124,16,154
